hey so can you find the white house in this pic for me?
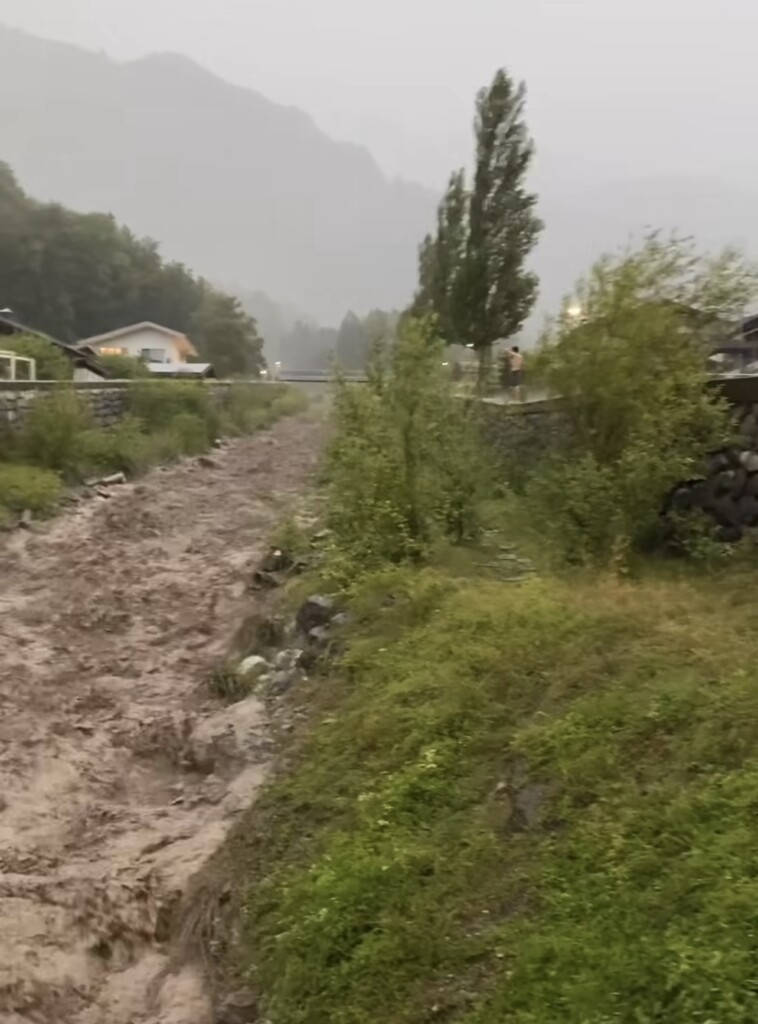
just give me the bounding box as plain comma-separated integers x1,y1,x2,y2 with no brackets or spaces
77,322,199,366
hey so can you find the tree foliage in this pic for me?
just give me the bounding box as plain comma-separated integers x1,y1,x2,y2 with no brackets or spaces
189,285,263,378
528,233,757,564
362,309,400,347
279,320,338,370
416,171,468,345
334,309,401,370
0,163,264,376
415,70,542,371
325,317,490,579
335,312,369,370
0,334,72,381
97,354,152,379
278,310,400,371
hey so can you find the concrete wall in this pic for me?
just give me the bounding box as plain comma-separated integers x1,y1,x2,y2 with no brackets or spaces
0,380,275,432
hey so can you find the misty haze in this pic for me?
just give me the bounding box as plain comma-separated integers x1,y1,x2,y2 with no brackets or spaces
1,0,758,359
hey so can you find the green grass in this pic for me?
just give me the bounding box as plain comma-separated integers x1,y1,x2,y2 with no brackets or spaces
221,546,758,1024
219,384,309,435
0,463,62,521
208,667,254,703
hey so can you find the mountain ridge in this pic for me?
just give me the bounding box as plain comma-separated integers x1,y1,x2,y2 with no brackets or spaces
0,24,436,323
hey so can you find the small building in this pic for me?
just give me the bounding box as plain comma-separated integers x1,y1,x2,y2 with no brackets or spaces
0,315,105,381
77,322,200,368
147,362,217,379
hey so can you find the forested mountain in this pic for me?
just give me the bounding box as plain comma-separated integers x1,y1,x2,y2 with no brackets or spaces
0,25,435,325
0,163,264,376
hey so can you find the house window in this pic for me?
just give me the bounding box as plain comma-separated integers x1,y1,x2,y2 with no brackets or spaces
99,346,126,356
140,348,167,363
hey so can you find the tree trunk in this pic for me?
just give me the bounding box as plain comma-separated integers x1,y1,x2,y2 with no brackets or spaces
402,406,423,544
476,344,492,394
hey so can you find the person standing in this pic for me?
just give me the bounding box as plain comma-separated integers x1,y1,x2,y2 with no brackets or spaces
506,346,525,402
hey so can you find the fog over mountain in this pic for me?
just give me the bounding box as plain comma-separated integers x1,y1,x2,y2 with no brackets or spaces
2,0,758,339
0,25,435,326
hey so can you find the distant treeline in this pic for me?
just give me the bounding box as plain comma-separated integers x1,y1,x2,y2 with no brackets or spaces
0,163,264,377
276,309,401,370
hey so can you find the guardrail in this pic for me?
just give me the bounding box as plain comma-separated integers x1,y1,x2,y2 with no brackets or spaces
275,369,368,383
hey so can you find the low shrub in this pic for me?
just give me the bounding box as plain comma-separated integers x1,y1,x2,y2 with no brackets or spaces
208,667,253,703
128,380,218,433
269,515,311,559
77,416,154,477
220,383,307,435
270,388,309,419
98,354,151,379
221,384,274,435
18,387,94,477
0,463,62,516
170,412,213,455
145,428,188,466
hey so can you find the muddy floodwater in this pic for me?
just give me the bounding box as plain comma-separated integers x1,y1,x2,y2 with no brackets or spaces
0,416,323,1023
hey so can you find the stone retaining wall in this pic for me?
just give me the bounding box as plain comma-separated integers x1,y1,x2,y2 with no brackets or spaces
477,398,569,467
0,381,128,430
0,380,276,432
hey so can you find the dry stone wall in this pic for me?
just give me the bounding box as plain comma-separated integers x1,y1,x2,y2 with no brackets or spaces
0,382,125,429
477,398,569,466
0,380,274,433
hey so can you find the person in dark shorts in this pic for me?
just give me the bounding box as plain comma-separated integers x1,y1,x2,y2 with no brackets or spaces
506,346,525,401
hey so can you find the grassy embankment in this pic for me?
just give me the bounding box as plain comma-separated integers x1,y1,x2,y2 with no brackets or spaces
0,381,307,525
221,509,758,1024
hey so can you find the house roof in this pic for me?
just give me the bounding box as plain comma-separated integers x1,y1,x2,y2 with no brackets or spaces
0,316,106,378
77,322,199,358
148,361,216,378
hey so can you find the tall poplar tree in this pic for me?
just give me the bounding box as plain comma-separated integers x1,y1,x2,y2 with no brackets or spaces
415,170,467,345
415,69,542,382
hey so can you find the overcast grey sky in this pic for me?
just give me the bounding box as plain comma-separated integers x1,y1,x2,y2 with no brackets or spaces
1,0,756,190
